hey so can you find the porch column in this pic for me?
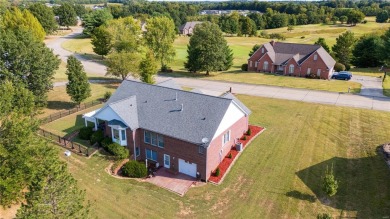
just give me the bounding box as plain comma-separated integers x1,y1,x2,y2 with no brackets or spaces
94,118,98,130
84,118,87,127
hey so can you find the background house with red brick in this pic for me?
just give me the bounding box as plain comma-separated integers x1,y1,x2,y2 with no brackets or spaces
248,41,336,79
179,21,202,35
83,79,251,181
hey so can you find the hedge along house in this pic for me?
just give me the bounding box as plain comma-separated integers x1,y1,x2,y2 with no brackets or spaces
82,79,251,181
248,41,336,79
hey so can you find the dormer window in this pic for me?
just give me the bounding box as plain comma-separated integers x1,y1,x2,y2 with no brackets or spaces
261,48,264,53
314,54,318,61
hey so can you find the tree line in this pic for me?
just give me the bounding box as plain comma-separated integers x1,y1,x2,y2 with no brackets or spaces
0,7,90,218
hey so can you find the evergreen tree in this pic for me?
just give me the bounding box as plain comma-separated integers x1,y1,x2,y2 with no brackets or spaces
82,9,113,36
0,28,60,106
144,16,176,71
383,28,390,65
139,50,158,84
28,3,58,35
91,26,112,58
184,22,233,75
106,51,141,80
1,7,46,41
376,10,389,23
17,157,89,218
66,56,91,105
55,2,77,28
322,165,339,197
249,44,261,57
352,34,384,67
332,31,355,66
315,38,330,53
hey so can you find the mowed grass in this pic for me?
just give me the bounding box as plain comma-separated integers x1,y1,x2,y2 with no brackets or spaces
351,67,384,77
56,95,390,218
40,83,119,118
382,76,390,97
41,104,102,136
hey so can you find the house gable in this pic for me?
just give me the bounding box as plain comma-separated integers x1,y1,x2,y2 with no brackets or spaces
94,106,128,127
211,102,246,141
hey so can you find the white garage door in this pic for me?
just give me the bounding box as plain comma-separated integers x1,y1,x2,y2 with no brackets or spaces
178,159,197,178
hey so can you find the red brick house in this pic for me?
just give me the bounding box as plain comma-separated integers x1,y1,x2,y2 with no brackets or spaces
83,79,251,181
248,41,336,79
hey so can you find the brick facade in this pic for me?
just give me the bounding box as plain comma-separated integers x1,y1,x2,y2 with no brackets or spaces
103,115,249,181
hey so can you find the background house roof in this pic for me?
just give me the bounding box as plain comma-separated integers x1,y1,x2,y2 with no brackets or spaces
104,80,249,145
179,21,202,32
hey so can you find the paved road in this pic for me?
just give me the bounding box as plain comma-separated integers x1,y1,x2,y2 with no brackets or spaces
47,28,390,112
350,75,385,97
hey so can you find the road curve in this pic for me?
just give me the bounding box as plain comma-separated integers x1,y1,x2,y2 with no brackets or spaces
46,28,390,112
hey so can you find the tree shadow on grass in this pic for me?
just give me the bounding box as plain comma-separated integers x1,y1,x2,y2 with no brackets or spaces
62,114,85,136
285,190,316,203
46,101,76,110
296,148,390,218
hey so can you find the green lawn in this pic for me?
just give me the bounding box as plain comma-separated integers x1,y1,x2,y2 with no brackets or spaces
383,76,390,97
40,83,118,118
53,95,390,218
350,67,384,77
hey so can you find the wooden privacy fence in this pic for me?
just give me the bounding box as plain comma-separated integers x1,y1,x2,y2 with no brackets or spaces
41,100,103,124
37,128,98,157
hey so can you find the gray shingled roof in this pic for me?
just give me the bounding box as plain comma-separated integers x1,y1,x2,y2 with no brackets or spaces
220,92,251,115
179,21,202,32
108,96,139,130
252,41,335,69
104,80,249,145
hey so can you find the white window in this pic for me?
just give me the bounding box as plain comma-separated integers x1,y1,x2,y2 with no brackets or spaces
249,61,252,67
289,64,295,74
150,132,157,146
263,61,269,71
307,68,311,75
261,48,264,53
144,130,151,144
144,130,164,148
223,130,231,145
314,54,318,61
255,62,258,67
112,128,127,146
113,129,120,140
146,149,157,161
317,69,321,76
135,147,140,157
157,135,164,148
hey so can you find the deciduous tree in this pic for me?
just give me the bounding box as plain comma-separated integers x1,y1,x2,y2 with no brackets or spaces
382,28,390,65
66,56,91,105
0,28,60,106
55,2,77,28
339,15,347,24
1,7,45,41
184,22,233,75
347,10,365,26
28,3,58,35
376,10,389,23
106,51,141,80
91,26,113,57
144,16,176,71
332,31,355,66
139,50,158,84
322,165,338,197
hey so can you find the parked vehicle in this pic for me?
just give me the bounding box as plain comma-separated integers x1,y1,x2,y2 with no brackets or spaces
331,71,352,80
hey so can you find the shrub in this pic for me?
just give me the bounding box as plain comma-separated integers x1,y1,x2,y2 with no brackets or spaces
106,143,129,159
300,36,305,39
241,63,248,71
122,160,147,178
241,136,247,140
228,153,232,159
215,167,220,177
334,63,345,72
269,33,286,40
362,20,367,24
322,165,338,197
90,130,104,145
259,31,269,38
101,137,112,149
246,128,252,136
79,127,93,140
317,213,333,219
345,64,351,70
103,91,111,100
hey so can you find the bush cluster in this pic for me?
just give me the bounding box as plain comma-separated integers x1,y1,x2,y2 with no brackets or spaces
90,130,104,145
334,63,345,72
79,127,93,140
241,63,248,71
122,161,147,178
215,167,220,177
106,142,129,160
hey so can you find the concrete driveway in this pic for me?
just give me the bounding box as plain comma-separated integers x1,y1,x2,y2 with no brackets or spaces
350,75,385,97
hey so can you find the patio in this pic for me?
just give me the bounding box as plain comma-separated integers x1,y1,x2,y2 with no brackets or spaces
146,168,196,196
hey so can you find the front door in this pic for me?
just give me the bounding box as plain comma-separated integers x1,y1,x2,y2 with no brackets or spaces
164,154,170,168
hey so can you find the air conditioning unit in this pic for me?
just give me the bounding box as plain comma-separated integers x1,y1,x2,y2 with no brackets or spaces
236,142,243,152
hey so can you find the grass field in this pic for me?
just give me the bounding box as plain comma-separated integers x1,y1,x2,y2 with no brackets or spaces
40,83,118,118
383,75,390,97
50,95,390,218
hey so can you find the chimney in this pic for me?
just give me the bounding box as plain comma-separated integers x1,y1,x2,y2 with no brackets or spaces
180,103,183,112
270,40,276,46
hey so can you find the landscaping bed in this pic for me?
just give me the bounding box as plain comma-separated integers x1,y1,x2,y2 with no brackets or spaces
209,125,265,184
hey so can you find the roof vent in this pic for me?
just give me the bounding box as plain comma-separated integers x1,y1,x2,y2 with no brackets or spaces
180,103,183,112
144,100,147,103
175,92,178,101
201,117,206,120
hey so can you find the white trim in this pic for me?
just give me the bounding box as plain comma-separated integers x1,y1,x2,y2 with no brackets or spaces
94,105,131,128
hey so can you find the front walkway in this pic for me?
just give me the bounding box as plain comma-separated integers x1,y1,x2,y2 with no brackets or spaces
145,168,196,196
